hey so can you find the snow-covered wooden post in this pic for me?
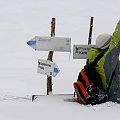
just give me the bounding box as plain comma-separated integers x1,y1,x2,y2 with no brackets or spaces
47,18,55,95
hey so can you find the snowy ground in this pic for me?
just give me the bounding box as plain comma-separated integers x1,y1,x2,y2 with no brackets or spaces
0,0,120,120
0,95,120,120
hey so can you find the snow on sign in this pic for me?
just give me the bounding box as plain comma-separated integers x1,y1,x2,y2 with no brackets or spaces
73,45,96,59
27,36,71,52
37,59,60,77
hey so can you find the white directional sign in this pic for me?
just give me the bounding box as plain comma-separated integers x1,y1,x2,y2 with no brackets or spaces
37,59,60,77
73,45,96,59
27,36,71,52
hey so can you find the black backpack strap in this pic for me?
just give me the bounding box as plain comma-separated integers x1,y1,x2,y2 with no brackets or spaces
90,51,106,66
90,48,109,66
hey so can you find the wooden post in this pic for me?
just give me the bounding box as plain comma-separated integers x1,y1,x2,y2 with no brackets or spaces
47,18,56,95
87,17,94,64
88,17,94,45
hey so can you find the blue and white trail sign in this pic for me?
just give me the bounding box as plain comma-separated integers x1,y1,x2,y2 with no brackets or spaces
27,36,71,52
37,59,60,77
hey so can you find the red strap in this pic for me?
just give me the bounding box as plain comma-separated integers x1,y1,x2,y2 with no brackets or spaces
73,82,86,105
77,81,90,99
80,69,90,87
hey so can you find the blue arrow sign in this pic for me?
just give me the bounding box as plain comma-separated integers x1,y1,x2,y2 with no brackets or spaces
37,59,60,77
54,67,59,73
27,39,36,50
27,40,36,46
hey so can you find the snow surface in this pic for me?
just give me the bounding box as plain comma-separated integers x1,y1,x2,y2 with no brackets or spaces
0,0,120,120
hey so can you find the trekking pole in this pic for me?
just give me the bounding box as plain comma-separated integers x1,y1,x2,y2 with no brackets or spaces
47,18,56,95
87,17,94,64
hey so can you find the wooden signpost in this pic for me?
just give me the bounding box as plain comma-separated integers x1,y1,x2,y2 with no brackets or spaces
87,17,94,63
27,18,71,95
47,18,55,95
27,17,94,101
73,17,94,60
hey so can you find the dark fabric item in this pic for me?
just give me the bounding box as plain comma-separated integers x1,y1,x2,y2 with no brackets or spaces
104,44,120,85
104,43,120,102
107,61,120,103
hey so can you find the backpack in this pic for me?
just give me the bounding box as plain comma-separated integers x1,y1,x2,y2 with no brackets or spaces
73,51,108,105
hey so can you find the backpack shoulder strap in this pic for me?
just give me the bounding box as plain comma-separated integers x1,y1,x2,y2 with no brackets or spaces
91,51,105,66
90,47,109,66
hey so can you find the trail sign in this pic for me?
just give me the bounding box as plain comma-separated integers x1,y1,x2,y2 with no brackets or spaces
73,45,96,59
37,59,60,77
27,36,71,52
